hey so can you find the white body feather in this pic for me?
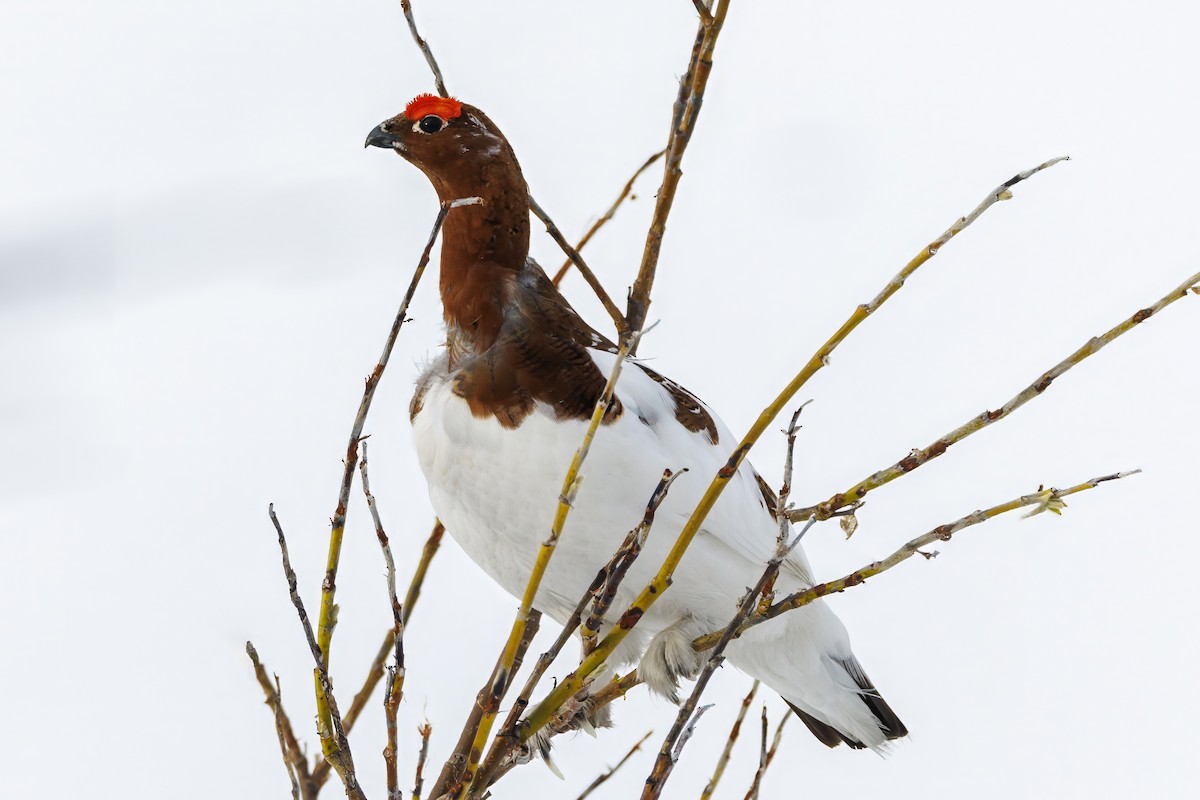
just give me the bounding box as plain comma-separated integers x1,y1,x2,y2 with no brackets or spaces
413,348,893,749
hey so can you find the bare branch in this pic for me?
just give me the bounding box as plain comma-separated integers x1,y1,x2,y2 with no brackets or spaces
699,470,1143,650
314,521,445,789
701,680,758,800
454,332,641,799
432,612,542,799
743,708,789,800
312,200,455,757
246,642,313,800
626,0,732,338
360,444,405,800
413,721,433,800
574,730,655,800
473,468,684,794
757,405,807,610
550,149,667,287
646,406,811,798
640,511,815,799
269,505,366,800
399,0,448,97
793,268,1200,522
520,155,1070,741
529,194,628,335
673,704,715,762
582,468,687,653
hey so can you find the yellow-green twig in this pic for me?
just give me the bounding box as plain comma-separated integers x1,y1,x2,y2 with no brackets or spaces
472,469,685,792
312,200,462,759
698,470,1141,649
269,505,366,800
455,332,639,798
793,268,1200,522
311,521,444,790
519,156,1065,743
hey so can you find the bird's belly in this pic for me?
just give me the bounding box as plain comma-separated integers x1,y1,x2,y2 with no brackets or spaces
412,379,676,625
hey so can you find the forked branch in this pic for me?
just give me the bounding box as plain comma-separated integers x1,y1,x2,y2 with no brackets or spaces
269,505,366,800
698,470,1143,650
520,155,1068,743
792,268,1200,522
311,197,470,758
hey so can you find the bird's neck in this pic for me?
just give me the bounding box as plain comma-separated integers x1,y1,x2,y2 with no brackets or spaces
433,171,531,352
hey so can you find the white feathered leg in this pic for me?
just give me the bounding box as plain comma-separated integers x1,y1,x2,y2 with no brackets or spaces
640,617,704,703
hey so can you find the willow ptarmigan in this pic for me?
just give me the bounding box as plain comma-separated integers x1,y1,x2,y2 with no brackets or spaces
366,94,907,751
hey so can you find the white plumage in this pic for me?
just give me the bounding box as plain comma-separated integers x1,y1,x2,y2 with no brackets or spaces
413,347,902,751
365,94,905,750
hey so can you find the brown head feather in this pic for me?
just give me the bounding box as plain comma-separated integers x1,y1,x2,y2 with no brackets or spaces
368,98,712,438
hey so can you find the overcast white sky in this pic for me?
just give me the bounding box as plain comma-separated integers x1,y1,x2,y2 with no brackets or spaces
2,1,1198,798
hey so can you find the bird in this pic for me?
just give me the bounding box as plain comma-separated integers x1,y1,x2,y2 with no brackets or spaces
366,93,907,751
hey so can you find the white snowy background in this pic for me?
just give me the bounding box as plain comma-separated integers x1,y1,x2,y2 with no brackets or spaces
2,1,1198,797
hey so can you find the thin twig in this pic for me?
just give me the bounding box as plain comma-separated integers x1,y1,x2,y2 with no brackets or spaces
313,521,445,789
582,468,686,653
519,155,1068,743
743,709,789,800
399,0,448,97
792,269,1200,522
758,405,807,611
312,199,464,759
453,332,641,799
529,195,627,335
432,612,542,799
640,515,815,800
647,409,808,798
697,470,1143,649
550,149,668,287
691,0,715,25
474,564,614,791
626,0,732,340
481,670,646,791
246,642,313,800
673,704,715,763
360,444,405,800
574,730,655,800
700,680,758,800
269,505,366,800
473,468,684,794
413,721,433,800
276,674,303,800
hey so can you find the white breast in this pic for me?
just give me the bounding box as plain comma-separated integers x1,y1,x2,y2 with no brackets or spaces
411,349,812,636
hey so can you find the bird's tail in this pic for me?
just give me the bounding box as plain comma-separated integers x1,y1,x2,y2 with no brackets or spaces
725,603,907,752
784,658,908,750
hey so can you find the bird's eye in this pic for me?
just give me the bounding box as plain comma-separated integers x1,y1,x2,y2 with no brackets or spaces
418,115,444,134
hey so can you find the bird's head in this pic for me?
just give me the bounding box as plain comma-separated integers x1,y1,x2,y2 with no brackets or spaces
365,94,524,204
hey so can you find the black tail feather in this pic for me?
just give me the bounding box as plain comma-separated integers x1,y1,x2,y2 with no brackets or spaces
838,657,908,741
783,658,908,750
784,701,867,749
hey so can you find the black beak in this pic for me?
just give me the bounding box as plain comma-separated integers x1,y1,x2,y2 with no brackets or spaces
365,122,403,150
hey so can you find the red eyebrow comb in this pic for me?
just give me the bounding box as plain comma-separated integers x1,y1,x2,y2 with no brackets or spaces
404,94,463,121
